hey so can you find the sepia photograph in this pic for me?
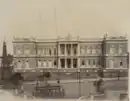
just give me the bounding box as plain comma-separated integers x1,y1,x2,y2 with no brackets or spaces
0,0,129,101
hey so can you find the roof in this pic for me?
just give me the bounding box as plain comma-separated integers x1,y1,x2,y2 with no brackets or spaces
12,34,127,43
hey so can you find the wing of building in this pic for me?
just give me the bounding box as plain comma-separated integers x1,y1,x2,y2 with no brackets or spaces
12,35,128,80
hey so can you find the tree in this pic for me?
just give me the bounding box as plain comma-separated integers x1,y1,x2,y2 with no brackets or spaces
1,54,13,80
1,41,14,80
7,54,13,67
93,67,104,93
43,72,51,78
9,72,24,88
97,67,104,78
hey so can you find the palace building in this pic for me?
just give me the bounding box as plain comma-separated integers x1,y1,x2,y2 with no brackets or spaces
12,34,128,74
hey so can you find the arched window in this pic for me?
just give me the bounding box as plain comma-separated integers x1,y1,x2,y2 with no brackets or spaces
38,60,42,67
48,60,52,68
38,49,41,55
81,59,85,66
17,48,22,55
53,60,56,67
43,60,47,67
87,46,92,54
119,45,123,54
24,48,30,55
92,47,96,54
80,46,85,55
17,60,22,69
109,60,114,68
25,60,29,69
120,60,123,67
110,45,115,54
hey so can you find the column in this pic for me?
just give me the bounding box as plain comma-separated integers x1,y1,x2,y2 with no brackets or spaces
71,58,73,68
71,44,73,56
65,44,66,56
58,44,60,55
46,48,48,56
76,45,78,56
65,58,67,68
57,43,60,69
77,43,80,69
77,43,80,56
77,58,80,69
58,58,60,69
51,47,53,56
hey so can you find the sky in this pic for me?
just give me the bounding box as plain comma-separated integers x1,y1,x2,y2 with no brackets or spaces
0,0,130,55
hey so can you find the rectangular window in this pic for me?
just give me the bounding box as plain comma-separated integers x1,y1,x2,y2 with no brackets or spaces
73,44,77,55
93,60,95,65
54,60,57,66
66,44,71,55
82,60,85,65
67,59,71,68
120,61,123,66
60,44,65,55
60,59,65,68
49,49,51,56
73,59,77,68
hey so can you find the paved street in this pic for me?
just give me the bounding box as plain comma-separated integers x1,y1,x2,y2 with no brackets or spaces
23,78,128,98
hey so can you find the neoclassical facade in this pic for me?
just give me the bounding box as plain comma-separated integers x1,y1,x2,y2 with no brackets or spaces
12,35,128,72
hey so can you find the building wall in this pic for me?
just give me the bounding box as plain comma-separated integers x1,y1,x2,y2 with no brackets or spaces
104,39,128,69
12,36,128,72
79,42,102,69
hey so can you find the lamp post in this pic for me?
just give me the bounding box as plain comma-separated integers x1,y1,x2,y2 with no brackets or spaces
77,68,81,97
33,40,39,88
57,41,60,84
35,68,39,88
